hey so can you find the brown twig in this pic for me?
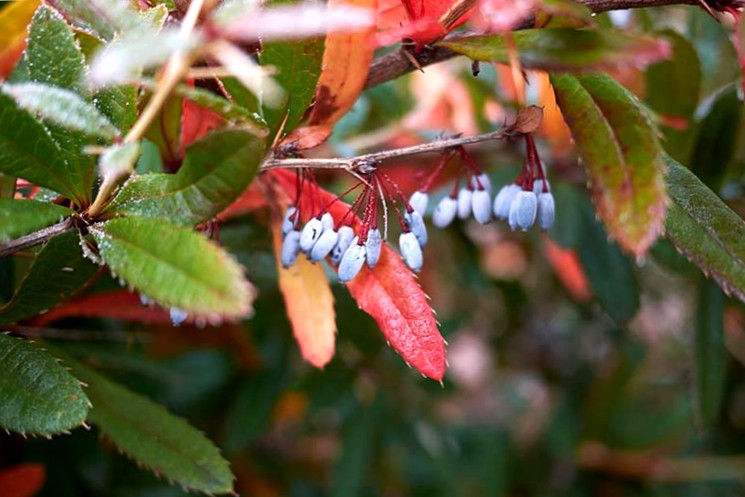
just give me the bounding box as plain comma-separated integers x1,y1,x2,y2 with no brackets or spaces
364,0,700,89
0,219,74,258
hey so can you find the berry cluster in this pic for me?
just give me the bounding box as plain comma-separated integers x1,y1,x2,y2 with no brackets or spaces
280,167,427,283
279,134,555,283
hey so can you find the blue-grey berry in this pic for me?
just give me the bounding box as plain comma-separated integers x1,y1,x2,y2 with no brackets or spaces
471,189,492,224
170,307,188,326
508,190,538,231
537,192,555,231
405,210,428,246
299,217,323,252
338,238,367,282
432,196,457,228
399,231,423,272
471,173,492,194
330,226,355,266
139,293,151,306
409,190,429,216
281,229,302,268
457,187,472,219
320,212,334,231
365,228,382,268
309,228,339,263
281,206,297,238
493,184,521,220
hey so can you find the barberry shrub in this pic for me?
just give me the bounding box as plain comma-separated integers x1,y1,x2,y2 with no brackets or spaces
0,0,744,495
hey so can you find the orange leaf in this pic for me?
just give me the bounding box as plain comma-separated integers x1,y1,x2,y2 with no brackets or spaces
271,219,337,368
544,238,592,303
305,0,378,128
347,247,446,380
0,0,39,80
0,463,45,497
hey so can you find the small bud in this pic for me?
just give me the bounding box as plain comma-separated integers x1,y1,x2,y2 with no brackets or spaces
299,217,323,252
281,229,302,268
493,184,521,220
470,173,492,194
537,192,555,231
471,189,492,225
282,206,297,239
330,226,355,266
409,190,429,216
338,238,367,282
170,307,188,326
432,196,458,228
309,228,339,263
457,187,472,219
320,212,334,231
405,210,428,246
508,190,538,231
399,231,423,272
365,228,382,268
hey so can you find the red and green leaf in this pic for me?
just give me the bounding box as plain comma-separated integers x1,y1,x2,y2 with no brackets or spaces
551,72,668,256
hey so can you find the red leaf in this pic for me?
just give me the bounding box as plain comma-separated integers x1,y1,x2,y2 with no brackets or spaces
0,464,45,497
266,169,446,380
376,0,476,48
347,247,446,380
180,96,224,152
217,181,268,220
30,290,171,326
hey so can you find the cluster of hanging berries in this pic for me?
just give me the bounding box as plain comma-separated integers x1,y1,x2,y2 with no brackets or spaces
410,134,555,232
280,163,427,282
279,133,555,283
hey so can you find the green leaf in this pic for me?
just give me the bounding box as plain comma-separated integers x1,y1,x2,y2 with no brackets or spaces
107,130,265,226
260,34,324,138
577,198,639,324
441,29,670,71
60,353,234,495
223,373,284,452
550,72,667,256
694,277,728,428
1,83,120,140
645,30,701,120
690,85,743,191
665,156,745,303
0,231,99,325
90,217,255,319
0,198,73,242
26,4,87,95
47,0,164,41
331,396,381,497
25,4,96,203
0,91,89,205
0,334,89,435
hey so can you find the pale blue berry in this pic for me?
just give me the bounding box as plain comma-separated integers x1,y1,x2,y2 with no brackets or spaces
330,226,355,266
281,229,302,268
537,192,555,231
405,210,428,246
365,228,382,268
399,231,423,272
309,228,339,263
320,212,334,231
170,307,188,326
299,217,323,252
338,238,367,282
493,184,521,220
508,190,538,231
470,173,492,194
433,196,457,228
471,189,492,225
457,187,472,219
409,190,429,216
